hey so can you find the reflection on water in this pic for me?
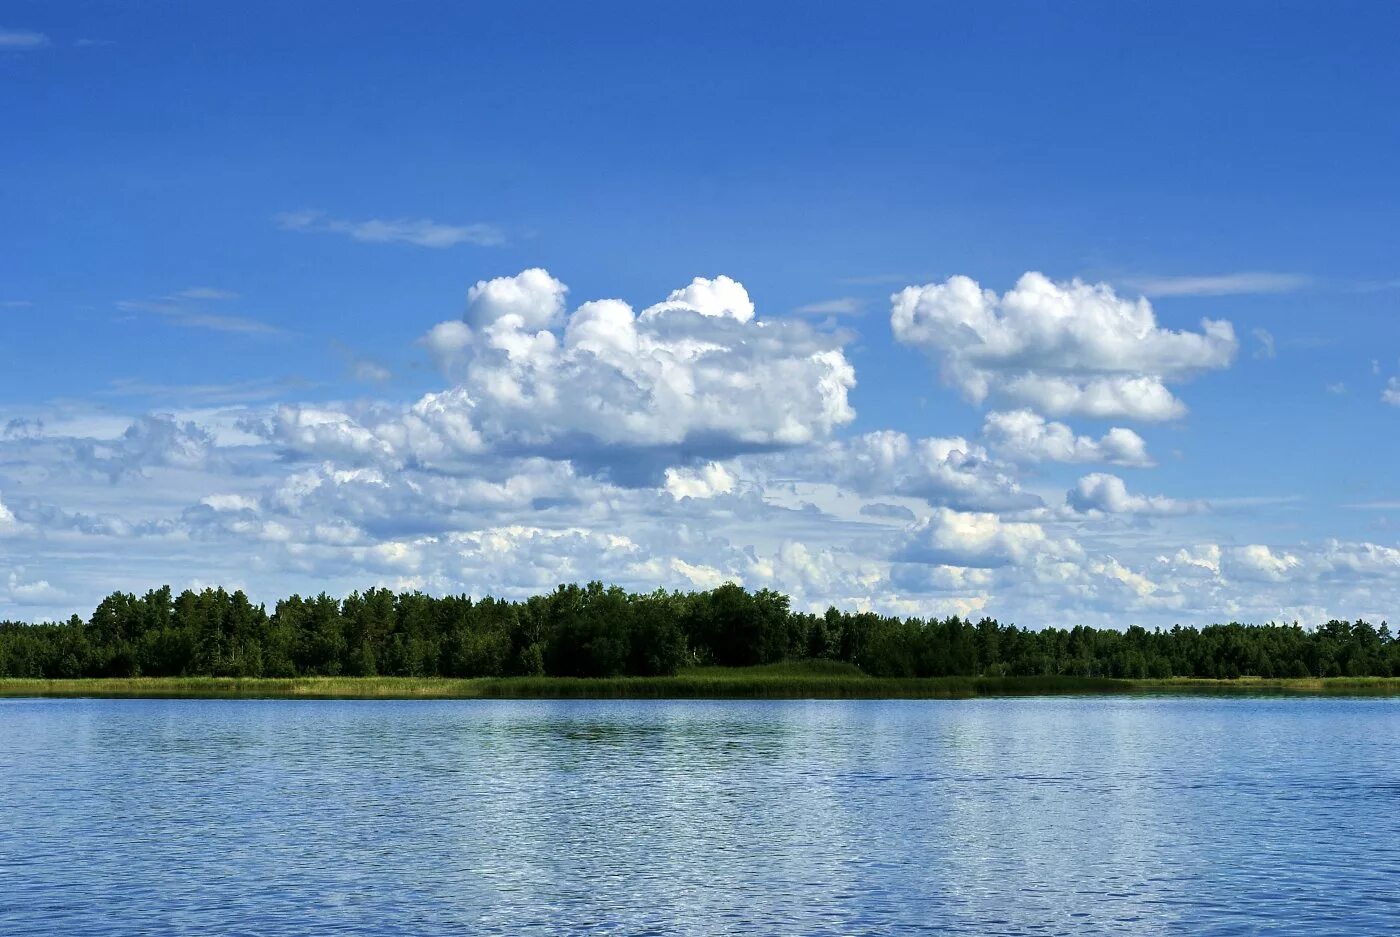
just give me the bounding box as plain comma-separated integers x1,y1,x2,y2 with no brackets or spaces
2,697,1399,935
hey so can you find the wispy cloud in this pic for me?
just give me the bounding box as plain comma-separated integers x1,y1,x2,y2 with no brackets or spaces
116,291,284,337
1121,272,1311,297
350,359,392,384
792,297,866,316
167,287,240,302
1353,278,1400,294
329,340,393,385
73,38,114,48
1384,377,1400,407
0,28,50,50
102,376,308,405
1252,327,1276,360
1,300,34,309
164,311,285,336
836,273,916,286
274,210,505,248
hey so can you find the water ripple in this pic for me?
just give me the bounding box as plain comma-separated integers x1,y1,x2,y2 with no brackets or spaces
1,697,1399,934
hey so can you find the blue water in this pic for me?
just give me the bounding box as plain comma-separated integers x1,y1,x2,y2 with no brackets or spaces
1,697,1398,935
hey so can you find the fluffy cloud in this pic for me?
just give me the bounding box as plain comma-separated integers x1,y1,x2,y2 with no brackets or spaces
664,462,737,500
1089,556,1164,601
769,430,1038,511
464,267,568,331
891,272,1236,420
0,414,227,485
1164,544,1223,577
1066,473,1202,516
642,275,755,323
895,508,1079,569
1228,544,1303,582
7,264,1400,632
982,409,1152,466
0,495,22,536
270,269,856,483
742,541,883,608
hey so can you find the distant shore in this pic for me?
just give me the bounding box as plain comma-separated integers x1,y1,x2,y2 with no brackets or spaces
5,663,1400,700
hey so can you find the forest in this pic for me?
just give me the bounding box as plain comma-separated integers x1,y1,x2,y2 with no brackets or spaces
0,582,1397,681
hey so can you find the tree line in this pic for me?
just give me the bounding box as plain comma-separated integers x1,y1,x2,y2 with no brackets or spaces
0,582,1397,680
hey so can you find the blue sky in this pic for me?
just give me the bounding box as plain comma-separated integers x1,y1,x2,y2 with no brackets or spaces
2,2,1400,625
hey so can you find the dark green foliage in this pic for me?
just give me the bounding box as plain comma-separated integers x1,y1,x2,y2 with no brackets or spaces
3,585,1400,681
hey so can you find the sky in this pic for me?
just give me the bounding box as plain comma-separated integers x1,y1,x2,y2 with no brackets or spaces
3,1,1400,626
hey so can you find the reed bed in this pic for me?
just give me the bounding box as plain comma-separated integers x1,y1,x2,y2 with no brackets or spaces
6,664,1398,700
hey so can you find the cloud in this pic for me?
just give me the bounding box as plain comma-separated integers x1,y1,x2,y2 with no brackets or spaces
777,430,1039,512
464,267,569,331
1252,327,1276,360
837,273,915,286
267,269,856,483
0,495,23,536
1383,377,1400,406
891,272,1236,421
1228,544,1303,582
6,574,64,606
10,394,1400,628
4,418,43,440
0,28,49,49
792,297,866,316
982,409,1152,467
1165,544,1222,577
274,210,505,248
1066,473,1202,516
1120,273,1311,297
68,415,220,480
1182,540,1400,589
895,508,1080,569
201,494,260,513
116,297,283,337
1089,556,1161,601
102,377,302,405
1353,278,1400,294
169,287,240,302
859,502,916,522
664,463,737,500
641,275,755,323
350,360,392,384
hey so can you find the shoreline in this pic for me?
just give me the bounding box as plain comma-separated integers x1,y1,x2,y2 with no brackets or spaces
5,672,1400,700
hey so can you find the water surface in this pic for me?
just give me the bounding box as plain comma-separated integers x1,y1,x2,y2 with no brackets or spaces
2,697,1397,935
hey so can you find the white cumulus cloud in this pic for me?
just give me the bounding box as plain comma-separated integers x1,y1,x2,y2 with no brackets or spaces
270,269,855,483
895,508,1080,569
982,409,1152,466
891,272,1236,421
1066,473,1202,516
665,463,737,500
1229,544,1303,582
773,430,1038,511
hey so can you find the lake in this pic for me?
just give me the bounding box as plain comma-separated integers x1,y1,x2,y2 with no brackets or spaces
1,697,1398,935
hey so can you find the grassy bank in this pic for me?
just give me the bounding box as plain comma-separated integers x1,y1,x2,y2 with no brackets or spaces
5,662,1400,699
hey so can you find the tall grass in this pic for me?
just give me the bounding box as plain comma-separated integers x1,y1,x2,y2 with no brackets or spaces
11,662,1400,700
